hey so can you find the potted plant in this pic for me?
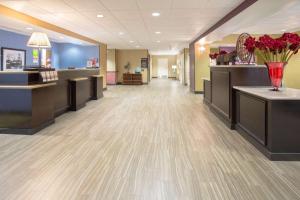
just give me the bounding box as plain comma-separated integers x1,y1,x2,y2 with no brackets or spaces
124,62,130,73
244,33,300,91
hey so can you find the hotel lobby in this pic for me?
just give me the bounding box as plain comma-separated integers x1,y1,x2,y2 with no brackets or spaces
0,0,300,199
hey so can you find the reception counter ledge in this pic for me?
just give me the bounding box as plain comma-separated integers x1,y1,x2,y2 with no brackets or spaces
0,68,103,135
234,87,300,161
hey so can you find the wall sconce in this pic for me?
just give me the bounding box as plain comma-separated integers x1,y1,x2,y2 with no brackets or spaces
199,46,206,52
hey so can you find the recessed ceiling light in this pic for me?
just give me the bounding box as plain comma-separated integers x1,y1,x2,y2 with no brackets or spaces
156,40,161,43
129,40,134,43
97,14,104,18
155,31,161,34
119,32,124,35
26,27,33,30
152,12,160,17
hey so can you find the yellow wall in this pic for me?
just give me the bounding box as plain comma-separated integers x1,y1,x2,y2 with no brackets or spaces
115,49,148,83
284,31,300,89
151,55,177,78
194,43,210,92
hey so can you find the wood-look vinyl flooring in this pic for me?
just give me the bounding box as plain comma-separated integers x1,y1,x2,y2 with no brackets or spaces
0,79,299,200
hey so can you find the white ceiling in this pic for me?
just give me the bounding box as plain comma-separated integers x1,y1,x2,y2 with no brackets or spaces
199,0,300,45
0,0,244,54
0,15,94,46
235,0,300,34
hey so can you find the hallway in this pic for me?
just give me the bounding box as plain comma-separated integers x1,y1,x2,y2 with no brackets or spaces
0,79,299,200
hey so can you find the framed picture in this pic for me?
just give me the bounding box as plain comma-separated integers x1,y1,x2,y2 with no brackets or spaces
141,58,148,68
1,47,26,71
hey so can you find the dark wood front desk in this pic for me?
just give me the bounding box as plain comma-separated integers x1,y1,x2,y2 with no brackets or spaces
54,69,102,116
0,69,103,135
204,65,270,128
234,87,300,161
203,65,300,160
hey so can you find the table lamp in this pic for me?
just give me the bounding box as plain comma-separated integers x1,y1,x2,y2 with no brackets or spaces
27,32,51,67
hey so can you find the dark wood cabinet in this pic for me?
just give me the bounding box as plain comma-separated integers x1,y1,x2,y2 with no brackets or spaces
203,79,211,104
69,78,89,111
91,75,103,100
234,87,300,161
123,73,142,85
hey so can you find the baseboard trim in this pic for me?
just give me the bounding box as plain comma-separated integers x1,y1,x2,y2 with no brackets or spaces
0,119,55,135
194,91,204,94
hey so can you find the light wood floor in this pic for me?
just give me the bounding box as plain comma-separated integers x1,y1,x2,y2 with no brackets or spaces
0,79,299,200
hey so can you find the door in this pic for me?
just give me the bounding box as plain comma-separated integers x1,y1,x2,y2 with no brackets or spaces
157,58,168,78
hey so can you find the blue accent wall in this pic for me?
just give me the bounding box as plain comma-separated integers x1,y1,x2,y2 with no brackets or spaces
0,29,40,66
0,29,99,69
53,43,99,69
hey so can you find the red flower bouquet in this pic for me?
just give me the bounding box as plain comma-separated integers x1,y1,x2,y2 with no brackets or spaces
244,33,300,62
244,33,300,90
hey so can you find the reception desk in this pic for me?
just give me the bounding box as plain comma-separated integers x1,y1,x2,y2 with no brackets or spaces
0,68,103,134
203,65,300,160
205,65,270,128
54,69,102,116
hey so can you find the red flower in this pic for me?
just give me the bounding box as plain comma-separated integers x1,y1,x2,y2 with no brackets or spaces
219,50,228,55
244,36,256,52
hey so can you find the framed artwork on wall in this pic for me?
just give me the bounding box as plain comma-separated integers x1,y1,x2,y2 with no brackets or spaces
1,47,26,71
141,58,148,68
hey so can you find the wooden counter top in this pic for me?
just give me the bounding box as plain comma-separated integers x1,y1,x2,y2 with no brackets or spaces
0,82,56,90
91,75,103,78
0,71,39,74
234,86,300,100
69,77,89,82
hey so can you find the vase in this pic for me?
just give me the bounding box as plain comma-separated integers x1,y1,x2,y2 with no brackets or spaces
265,62,286,91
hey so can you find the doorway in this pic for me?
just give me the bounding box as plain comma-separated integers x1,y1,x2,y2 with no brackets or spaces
157,58,168,78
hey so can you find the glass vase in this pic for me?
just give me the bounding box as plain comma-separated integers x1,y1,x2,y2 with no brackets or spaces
265,62,286,91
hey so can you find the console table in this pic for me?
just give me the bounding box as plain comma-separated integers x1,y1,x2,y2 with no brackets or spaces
123,73,142,85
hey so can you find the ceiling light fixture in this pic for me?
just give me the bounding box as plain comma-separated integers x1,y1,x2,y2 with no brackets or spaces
156,40,161,43
152,12,160,17
119,32,124,35
155,31,161,34
97,14,104,18
129,40,134,43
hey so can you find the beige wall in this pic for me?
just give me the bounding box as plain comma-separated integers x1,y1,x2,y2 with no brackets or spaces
99,43,107,89
115,49,149,83
107,49,116,72
184,48,190,86
177,51,185,83
151,55,177,78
